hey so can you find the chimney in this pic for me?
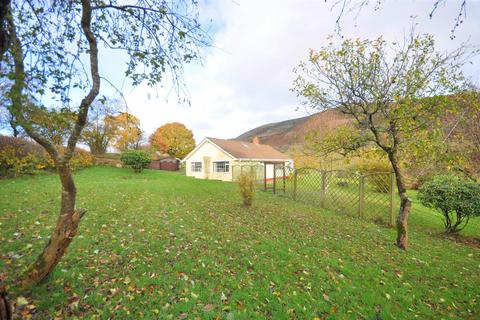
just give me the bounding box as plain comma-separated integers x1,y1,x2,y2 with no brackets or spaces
252,136,260,145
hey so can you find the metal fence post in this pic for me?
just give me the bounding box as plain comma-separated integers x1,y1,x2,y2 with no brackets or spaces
293,169,298,200
282,165,286,193
358,175,365,218
273,164,276,194
320,171,326,208
263,163,267,191
390,172,396,226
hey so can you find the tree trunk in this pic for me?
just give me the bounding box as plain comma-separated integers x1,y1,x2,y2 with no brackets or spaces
23,163,86,286
388,152,411,250
6,0,97,286
0,286,12,320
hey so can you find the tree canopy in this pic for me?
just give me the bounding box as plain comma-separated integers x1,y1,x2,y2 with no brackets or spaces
150,122,195,158
107,112,143,151
82,98,122,154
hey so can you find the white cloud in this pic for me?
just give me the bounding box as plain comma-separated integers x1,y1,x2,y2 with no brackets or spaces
121,0,480,142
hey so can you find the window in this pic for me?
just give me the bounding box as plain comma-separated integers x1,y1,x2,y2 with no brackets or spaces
191,162,202,172
213,161,229,173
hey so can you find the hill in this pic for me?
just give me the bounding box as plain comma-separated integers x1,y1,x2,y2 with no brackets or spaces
235,109,351,151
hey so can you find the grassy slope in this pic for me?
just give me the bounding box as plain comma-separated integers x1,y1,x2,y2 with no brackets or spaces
0,167,478,319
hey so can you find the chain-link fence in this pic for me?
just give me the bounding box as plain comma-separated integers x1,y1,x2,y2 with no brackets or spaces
232,164,396,226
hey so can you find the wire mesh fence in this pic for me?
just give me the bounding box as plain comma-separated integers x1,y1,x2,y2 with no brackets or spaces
232,164,396,226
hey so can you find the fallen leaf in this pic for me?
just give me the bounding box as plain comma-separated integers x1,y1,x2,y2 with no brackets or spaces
203,304,214,312
16,296,28,306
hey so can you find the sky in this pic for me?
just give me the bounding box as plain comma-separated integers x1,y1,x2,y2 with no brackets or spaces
5,0,478,142
112,0,480,143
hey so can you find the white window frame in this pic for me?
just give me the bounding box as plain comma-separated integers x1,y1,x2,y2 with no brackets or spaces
213,161,230,173
191,161,202,172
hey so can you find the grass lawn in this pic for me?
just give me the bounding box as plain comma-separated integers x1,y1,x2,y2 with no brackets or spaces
0,166,479,319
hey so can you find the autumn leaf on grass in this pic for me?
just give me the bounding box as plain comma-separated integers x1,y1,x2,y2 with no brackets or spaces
203,304,214,312
322,293,330,302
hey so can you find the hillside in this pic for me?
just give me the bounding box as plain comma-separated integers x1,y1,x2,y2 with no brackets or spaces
235,109,351,151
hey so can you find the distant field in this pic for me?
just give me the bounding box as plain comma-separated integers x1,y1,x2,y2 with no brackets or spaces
0,167,478,319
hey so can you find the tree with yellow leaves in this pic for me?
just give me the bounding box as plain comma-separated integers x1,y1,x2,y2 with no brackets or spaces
106,112,143,151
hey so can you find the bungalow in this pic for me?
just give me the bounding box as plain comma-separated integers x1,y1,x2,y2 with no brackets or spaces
183,137,293,182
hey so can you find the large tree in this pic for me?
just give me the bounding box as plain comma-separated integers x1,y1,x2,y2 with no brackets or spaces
1,0,206,285
82,98,122,154
107,112,143,151
293,33,471,250
150,122,195,158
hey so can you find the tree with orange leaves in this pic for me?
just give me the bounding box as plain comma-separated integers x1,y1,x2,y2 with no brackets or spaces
150,122,195,158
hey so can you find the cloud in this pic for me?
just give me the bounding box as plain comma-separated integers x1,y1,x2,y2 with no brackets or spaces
121,0,480,142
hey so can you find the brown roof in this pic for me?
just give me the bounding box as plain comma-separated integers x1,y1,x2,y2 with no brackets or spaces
207,137,291,160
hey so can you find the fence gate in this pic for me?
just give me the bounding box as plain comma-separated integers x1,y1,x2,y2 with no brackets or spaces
263,162,288,194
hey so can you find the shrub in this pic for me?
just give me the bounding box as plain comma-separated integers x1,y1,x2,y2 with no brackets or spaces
120,150,151,173
69,148,95,170
354,160,392,193
237,171,256,207
0,135,93,177
0,147,38,176
42,148,94,171
418,174,480,234
0,135,47,177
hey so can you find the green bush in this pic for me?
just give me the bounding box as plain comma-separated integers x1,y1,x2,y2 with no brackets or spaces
237,171,255,207
418,174,480,234
120,150,151,173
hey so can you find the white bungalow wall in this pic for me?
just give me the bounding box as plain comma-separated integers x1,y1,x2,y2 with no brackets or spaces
185,140,237,181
